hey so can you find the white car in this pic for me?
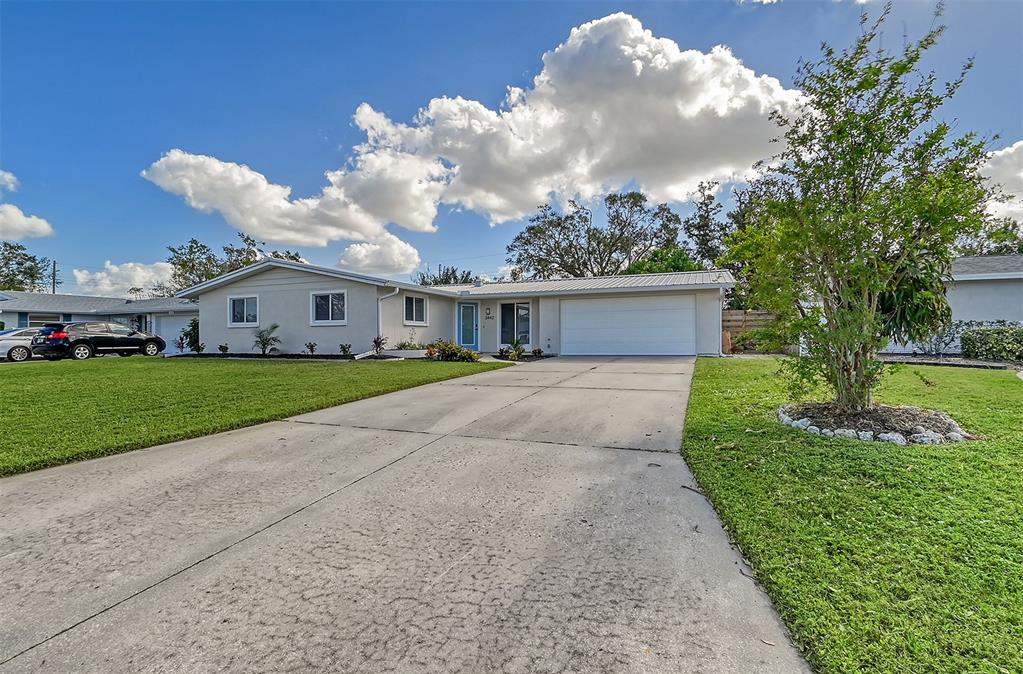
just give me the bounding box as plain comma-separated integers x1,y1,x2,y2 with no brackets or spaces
0,327,41,362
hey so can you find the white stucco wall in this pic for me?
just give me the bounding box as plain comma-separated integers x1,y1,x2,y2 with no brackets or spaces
882,278,1023,353
378,289,457,347
197,266,385,354
474,290,722,356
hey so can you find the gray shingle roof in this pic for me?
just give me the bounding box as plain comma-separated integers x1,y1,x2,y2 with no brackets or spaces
0,291,196,314
441,270,735,297
953,255,1023,278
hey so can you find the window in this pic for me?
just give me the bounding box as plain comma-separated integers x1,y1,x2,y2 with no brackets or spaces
310,290,346,325
108,324,134,336
500,302,530,344
403,294,428,325
27,313,61,327
229,296,258,326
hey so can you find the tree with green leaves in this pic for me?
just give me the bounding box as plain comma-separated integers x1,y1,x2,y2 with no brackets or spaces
507,192,680,279
622,246,702,274
726,4,990,411
682,181,731,267
0,241,59,292
955,217,1023,256
152,233,303,296
413,264,480,286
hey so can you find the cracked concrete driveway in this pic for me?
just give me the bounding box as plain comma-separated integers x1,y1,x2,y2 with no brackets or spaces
0,356,808,673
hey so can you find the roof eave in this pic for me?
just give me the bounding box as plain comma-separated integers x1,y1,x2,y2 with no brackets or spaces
458,282,735,299
953,272,1023,281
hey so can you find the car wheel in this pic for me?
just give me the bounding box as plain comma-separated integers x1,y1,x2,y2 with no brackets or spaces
142,341,161,356
7,346,31,362
71,343,93,361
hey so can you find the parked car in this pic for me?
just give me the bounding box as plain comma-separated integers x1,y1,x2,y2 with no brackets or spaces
31,322,166,361
0,327,41,362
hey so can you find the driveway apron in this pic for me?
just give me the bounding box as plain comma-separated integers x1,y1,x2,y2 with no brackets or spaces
0,356,808,673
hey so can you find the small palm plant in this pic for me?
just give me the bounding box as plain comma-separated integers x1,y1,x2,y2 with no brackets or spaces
508,337,526,361
253,323,282,356
372,334,388,355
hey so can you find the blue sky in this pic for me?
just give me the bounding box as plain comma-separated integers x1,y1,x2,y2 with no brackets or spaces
1,0,1020,294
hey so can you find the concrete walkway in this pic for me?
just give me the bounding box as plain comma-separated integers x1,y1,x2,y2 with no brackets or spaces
0,356,807,673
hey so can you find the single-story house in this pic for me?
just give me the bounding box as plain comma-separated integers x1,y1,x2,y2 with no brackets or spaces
0,291,199,354
176,259,736,356
884,254,1023,353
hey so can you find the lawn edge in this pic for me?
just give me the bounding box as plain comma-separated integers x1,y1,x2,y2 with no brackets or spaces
2,361,509,478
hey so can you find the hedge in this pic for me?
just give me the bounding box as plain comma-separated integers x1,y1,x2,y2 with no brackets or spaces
960,326,1023,362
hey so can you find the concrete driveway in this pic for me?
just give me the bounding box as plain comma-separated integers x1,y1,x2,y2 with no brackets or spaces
0,356,807,673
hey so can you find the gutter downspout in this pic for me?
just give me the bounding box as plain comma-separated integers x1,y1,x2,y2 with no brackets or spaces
377,286,400,338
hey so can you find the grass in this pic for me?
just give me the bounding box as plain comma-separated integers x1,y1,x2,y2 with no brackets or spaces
683,357,1023,674
1,357,506,477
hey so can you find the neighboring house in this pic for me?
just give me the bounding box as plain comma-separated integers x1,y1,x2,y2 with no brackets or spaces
177,259,736,356
884,254,1023,354
0,291,199,355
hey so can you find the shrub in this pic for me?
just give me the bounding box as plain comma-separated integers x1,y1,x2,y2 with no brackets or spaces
181,317,201,353
194,342,206,354
217,343,229,354
961,327,1023,362
532,348,544,357
508,338,525,361
304,342,317,355
253,323,282,356
497,347,510,359
430,339,480,362
372,335,388,354
339,343,352,356
172,335,187,352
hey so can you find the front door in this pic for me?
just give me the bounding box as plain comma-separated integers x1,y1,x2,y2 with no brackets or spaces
457,303,479,351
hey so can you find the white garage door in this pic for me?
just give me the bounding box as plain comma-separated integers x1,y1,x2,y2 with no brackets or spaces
560,295,696,356
155,314,195,355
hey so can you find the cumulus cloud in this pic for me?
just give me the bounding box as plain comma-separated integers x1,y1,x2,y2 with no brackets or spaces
338,233,421,274
143,13,800,273
0,203,54,240
0,170,19,192
72,261,174,297
983,141,1023,221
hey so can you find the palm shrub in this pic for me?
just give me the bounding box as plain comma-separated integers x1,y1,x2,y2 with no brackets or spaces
726,5,991,411
252,323,282,356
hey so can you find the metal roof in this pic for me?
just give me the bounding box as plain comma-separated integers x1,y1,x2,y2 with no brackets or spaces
441,270,736,297
953,255,1023,279
0,291,196,315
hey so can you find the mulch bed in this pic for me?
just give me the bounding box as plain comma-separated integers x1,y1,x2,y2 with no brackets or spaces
177,353,355,361
493,354,556,363
786,402,960,436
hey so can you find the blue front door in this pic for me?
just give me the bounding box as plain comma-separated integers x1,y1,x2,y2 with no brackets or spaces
457,303,479,350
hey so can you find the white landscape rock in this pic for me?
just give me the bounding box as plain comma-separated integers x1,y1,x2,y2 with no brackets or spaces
909,433,944,445
794,418,812,430
857,431,875,442
878,432,907,446
945,432,965,442
807,426,821,435
834,428,858,439
821,429,835,437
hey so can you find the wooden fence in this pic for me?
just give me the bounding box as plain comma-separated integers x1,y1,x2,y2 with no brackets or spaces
721,309,780,354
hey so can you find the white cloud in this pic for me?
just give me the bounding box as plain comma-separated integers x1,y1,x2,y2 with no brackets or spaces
0,170,19,192
143,13,801,273
338,233,421,274
72,261,174,297
0,203,54,240
983,141,1023,221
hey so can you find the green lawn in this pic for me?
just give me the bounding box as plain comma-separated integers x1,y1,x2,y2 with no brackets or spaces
684,357,1023,674
1,357,506,477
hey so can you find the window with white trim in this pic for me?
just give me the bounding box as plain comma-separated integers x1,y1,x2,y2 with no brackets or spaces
403,294,428,325
500,302,530,344
311,291,346,325
229,297,258,326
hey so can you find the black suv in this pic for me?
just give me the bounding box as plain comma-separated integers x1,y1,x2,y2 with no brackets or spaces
32,322,167,361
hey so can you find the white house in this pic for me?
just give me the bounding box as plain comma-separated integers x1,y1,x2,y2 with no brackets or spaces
177,259,736,356
884,254,1023,354
0,291,199,354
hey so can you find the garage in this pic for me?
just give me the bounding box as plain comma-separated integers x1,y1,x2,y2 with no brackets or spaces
560,295,696,355
154,314,195,355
